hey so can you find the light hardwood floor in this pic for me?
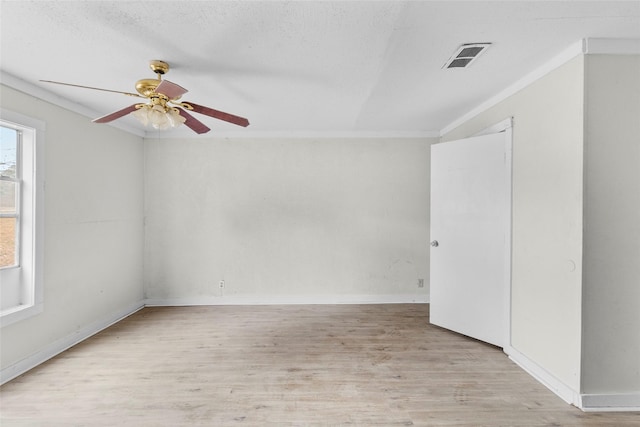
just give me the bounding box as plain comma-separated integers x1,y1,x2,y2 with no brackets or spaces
1,304,638,426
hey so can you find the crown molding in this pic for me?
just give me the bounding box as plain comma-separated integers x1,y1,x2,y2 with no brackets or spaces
440,38,640,137
6,37,637,142
1,71,438,140
143,129,440,140
585,38,640,55
1,71,145,137
439,40,585,136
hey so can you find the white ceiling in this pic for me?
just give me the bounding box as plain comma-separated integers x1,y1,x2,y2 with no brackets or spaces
1,1,639,138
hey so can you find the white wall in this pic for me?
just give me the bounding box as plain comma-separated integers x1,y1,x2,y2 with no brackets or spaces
0,85,144,375
441,53,640,407
441,56,585,392
581,54,640,395
144,137,432,304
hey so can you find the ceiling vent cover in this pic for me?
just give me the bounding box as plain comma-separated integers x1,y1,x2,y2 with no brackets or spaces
444,43,491,69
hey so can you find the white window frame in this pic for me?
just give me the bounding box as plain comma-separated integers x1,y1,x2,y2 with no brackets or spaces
1,126,22,307
0,110,45,327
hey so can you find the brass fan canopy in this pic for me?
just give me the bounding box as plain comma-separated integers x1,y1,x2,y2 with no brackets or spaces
149,60,169,75
135,60,170,97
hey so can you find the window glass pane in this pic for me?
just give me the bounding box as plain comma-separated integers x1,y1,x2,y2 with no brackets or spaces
0,180,17,213
0,217,17,268
0,126,18,179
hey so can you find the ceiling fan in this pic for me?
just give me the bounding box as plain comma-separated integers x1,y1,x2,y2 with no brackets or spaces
41,60,249,134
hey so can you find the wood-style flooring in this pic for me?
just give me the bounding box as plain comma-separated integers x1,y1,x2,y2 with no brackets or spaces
1,304,638,426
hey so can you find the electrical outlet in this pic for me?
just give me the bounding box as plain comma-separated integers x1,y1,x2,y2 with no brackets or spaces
219,280,225,288
418,279,424,288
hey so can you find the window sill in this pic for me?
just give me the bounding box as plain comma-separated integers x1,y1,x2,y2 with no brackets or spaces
1,303,43,328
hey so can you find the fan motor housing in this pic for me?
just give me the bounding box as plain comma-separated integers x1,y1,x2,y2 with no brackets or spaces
135,78,161,97
135,60,170,96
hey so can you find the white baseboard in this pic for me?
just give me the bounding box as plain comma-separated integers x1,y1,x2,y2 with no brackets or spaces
4,298,638,413
504,344,580,407
580,393,640,412
1,300,144,385
1,296,425,384
506,345,640,412
145,294,429,307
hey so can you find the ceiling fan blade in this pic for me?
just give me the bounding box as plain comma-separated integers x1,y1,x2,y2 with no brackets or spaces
92,104,140,123
184,102,250,127
40,80,144,98
156,80,188,99
177,108,211,134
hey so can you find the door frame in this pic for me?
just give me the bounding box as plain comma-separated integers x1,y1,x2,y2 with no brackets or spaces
472,117,513,351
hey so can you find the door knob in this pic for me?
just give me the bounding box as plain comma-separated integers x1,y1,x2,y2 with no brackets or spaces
430,240,439,247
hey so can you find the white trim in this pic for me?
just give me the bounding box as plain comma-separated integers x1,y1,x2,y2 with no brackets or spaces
0,110,45,326
580,393,640,412
501,121,513,351
0,303,44,328
473,118,514,349
1,297,428,384
440,40,586,136
472,117,513,137
585,38,640,55
145,294,429,307
505,344,580,407
1,71,439,140
144,129,441,140
0,301,144,385
0,71,145,138
474,120,514,351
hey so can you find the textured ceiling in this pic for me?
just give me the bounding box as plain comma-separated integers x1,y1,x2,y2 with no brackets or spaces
1,1,639,137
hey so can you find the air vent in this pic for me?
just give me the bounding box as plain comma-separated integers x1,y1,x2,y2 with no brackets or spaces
443,43,491,69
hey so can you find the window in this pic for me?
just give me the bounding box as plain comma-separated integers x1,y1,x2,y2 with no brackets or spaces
0,127,19,269
0,110,44,326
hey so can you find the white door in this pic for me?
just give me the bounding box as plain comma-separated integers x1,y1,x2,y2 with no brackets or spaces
430,131,511,348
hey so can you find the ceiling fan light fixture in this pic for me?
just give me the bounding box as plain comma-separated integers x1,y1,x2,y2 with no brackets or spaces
132,105,150,126
132,104,186,130
42,60,248,134
167,107,187,128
